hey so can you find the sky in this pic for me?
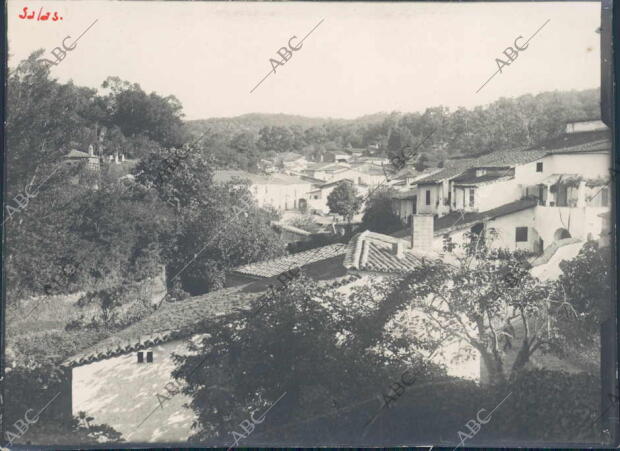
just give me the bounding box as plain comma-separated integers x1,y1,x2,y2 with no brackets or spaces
7,1,602,120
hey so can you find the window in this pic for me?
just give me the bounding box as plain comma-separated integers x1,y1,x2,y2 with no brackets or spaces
137,351,144,363
469,188,475,207
146,351,153,363
602,187,609,206
536,162,543,172
425,190,431,205
515,227,528,242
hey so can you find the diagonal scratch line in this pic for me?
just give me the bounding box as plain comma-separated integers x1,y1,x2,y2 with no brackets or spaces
524,18,550,45
226,392,288,451
72,19,98,46
250,18,325,94
36,392,62,417
475,19,550,93
475,69,501,94
250,70,274,94
22,295,52,321
299,18,325,45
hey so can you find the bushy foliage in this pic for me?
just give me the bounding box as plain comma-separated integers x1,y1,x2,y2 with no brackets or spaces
327,182,363,223
186,89,599,170
555,241,612,350
362,187,403,234
172,276,444,443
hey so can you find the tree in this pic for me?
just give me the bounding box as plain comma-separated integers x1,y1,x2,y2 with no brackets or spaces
100,76,186,151
555,241,612,351
378,232,565,384
362,187,402,234
414,154,429,172
172,276,441,442
327,182,363,224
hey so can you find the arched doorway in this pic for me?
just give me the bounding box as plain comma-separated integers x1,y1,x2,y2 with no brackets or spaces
553,228,571,241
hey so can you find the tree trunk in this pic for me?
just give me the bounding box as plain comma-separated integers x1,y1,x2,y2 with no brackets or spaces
480,350,506,385
510,339,531,377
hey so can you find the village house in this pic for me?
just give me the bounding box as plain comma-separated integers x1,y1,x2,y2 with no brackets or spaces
322,150,352,163
64,146,101,172
276,152,308,172
392,120,611,257
305,179,360,214
301,162,356,183
213,170,313,212
61,245,357,443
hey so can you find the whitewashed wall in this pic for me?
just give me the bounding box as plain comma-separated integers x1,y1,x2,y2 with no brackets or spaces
72,339,197,443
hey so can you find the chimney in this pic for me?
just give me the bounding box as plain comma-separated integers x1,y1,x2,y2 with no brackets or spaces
88,145,94,156
391,241,405,259
114,152,119,164
411,213,434,251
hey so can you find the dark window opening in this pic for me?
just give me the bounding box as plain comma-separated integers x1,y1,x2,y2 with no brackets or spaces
536,162,543,172
469,188,475,207
146,351,153,363
425,190,431,205
137,351,144,363
515,227,528,242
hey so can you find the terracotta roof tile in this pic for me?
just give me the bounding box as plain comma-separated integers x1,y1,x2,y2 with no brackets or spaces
343,231,437,273
232,244,347,278
63,273,362,368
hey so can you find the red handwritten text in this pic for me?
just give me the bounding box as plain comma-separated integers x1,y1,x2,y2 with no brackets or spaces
18,7,63,21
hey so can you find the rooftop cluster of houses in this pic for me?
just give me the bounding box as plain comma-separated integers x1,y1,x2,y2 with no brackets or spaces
390,119,611,255
59,119,612,442
214,151,392,215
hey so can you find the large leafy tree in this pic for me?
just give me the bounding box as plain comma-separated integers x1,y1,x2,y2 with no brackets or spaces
100,76,186,153
327,182,363,224
134,146,286,294
555,241,612,351
379,232,567,384
172,276,442,443
361,187,402,234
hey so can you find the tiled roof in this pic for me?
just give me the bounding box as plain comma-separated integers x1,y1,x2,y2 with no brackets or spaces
546,138,611,154
64,273,362,368
232,244,348,278
213,170,310,186
63,285,261,367
65,149,96,159
343,231,437,273
453,170,514,185
414,166,469,184
537,128,610,152
415,149,545,184
390,189,417,200
391,198,538,239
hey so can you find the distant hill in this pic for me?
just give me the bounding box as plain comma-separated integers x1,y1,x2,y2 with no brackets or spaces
185,112,391,137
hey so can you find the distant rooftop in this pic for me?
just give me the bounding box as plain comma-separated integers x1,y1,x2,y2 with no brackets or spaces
213,170,310,185
232,243,347,278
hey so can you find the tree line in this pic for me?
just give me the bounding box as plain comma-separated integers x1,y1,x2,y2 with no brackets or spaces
186,89,599,171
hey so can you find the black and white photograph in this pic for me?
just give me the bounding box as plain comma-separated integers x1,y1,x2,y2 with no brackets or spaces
2,0,617,448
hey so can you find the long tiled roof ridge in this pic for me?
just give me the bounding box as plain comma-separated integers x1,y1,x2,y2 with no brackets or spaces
62,285,260,368
232,243,348,278
63,272,363,368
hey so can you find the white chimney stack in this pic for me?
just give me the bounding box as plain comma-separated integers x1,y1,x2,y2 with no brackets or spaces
392,241,404,259
412,214,434,251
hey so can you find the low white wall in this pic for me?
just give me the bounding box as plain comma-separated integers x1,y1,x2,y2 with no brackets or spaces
72,339,197,443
